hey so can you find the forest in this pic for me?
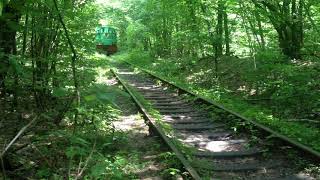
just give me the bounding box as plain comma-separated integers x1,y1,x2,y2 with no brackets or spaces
0,0,320,179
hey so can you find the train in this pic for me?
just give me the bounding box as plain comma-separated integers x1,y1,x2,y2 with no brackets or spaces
95,25,118,55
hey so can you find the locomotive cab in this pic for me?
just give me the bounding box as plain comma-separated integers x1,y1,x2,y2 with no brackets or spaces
95,25,118,55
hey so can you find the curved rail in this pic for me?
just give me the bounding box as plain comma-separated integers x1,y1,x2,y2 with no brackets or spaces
124,61,320,159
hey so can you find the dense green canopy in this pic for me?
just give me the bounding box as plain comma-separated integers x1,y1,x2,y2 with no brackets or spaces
0,0,319,179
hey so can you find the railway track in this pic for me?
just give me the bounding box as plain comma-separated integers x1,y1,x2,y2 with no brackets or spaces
111,63,319,180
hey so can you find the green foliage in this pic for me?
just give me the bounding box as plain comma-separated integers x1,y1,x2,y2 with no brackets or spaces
83,84,128,106
32,127,137,179
161,168,181,180
126,21,150,50
117,53,320,152
157,152,182,169
1,0,320,179
88,157,127,179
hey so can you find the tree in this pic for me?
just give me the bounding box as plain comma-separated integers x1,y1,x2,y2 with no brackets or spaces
215,0,224,58
0,0,25,92
252,0,304,60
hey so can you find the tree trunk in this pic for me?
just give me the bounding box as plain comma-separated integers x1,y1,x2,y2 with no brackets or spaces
200,1,215,54
255,10,266,50
0,1,25,92
252,0,304,60
223,7,230,55
22,12,29,56
215,0,224,58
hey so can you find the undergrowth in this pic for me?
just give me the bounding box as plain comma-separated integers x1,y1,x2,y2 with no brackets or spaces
114,51,320,153
1,54,158,179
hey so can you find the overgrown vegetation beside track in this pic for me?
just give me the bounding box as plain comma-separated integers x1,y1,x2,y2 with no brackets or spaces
1,0,320,178
101,0,320,126
98,0,320,154
0,0,177,177
112,52,320,153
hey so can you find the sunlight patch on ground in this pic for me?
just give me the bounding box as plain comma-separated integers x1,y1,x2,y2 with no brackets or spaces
113,108,164,179
205,140,245,152
136,86,159,90
118,72,135,75
113,114,141,131
163,115,191,119
94,52,107,58
163,115,193,121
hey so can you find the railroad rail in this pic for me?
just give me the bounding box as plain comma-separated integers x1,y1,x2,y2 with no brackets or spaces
111,62,319,179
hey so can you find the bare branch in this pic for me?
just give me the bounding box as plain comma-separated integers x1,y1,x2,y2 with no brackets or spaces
74,140,96,180
0,116,37,158
52,0,80,127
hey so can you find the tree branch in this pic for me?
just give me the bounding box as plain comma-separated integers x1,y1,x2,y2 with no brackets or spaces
0,116,38,158
52,0,80,126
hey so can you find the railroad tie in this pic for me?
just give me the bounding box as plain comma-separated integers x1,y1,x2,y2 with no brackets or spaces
194,148,264,158
173,123,225,131
213,161,282,172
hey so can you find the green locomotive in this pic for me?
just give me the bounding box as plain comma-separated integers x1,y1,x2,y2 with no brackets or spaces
95,25,118,55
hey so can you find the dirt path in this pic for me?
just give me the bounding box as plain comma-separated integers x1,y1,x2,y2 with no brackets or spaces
114,98,165,179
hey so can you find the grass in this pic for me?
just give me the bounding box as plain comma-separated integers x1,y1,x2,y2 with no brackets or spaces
111,51,320,154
